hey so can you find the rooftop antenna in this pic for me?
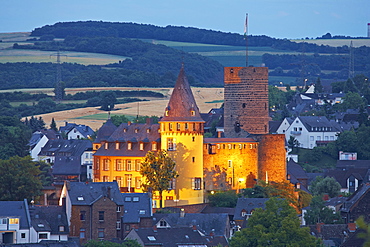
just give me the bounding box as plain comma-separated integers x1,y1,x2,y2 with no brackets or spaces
136,102,140,122
244,13,249,67
50,50,67,103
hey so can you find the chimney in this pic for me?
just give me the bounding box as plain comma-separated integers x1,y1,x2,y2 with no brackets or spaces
128,121,131,126
180,208,185,218
192,225,197,231
153,225,158,232
217,131,221,138
210,229,215,236
316,223,324,233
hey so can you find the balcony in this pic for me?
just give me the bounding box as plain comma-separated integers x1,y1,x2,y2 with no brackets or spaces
290,131,301,135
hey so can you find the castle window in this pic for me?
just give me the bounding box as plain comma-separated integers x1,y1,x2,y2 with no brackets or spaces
104,143,108,149
152,142,157,151
169,179,176,190
116,176,122,187
217,144,220,149
136,160,141,171
135,177,141,188
193,123,196,131
208,144,216,154
242,103,246,108
127,160,132,171
239,144,242,149
169,123,173,131
147,128,150,133
167,138,176,151
165,110,169,116
115,142,119,150
191,110,195,116
192,157,195,162
176,123,181,131
135,128,139,133
103,176,109,182
230,68,234,73
250,144,253,149
228,160,232,168
116,159,122,171
103,159,110,170
123,128,127,133
223,144,226,149
140,143,144,151
192,137,195,142
95,159,100,170
127,142,132,150
228,144,232,149
228,177,233,185
192,177,202,190
124,174,132,187
185,123,188,130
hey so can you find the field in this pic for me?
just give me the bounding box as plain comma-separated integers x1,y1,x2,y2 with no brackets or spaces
291,39,370,48
16,87,224,130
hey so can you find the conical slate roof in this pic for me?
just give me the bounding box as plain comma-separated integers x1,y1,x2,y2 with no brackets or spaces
161,65,204,122
94,118,117,143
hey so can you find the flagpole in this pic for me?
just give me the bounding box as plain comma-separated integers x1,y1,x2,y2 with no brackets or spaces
245,13,248,67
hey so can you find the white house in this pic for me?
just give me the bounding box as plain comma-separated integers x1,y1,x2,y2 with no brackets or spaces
281,116,339,149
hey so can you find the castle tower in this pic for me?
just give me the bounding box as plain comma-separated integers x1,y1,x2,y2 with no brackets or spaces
159,64,205,206
224,67,269,137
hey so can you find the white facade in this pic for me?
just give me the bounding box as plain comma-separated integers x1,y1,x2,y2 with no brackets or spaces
67,127,84,140
30,134,49,161
81,151,94,180
283,117,338,149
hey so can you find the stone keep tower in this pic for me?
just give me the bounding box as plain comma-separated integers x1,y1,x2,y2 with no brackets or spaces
224,67,269,137
159,65,205,206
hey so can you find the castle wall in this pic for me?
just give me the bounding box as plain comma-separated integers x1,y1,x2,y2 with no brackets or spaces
257,134,287,183
203,140,259,191
224,67,269,137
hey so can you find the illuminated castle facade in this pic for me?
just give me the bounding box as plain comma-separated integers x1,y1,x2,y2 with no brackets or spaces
93,65,286,207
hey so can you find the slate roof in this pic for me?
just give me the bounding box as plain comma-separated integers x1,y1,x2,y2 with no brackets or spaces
308,224,350,244
0,200,31,229
52,156,82,175
59,122,94,138
28,129,60,147
298,116,338,132
269,120,282,133
94,118,117,143
341,183,370,213
200,205,235,216
122,193,152,223
153,213,229,237
67,182,124,206
29,206,69,234
94,122,160,157
126,227,208,247
160,64,204,122
325,168,370,188
204,138,256,143
39,139,92,157
233,198,269,221
287,159,309,181
325,196,347,208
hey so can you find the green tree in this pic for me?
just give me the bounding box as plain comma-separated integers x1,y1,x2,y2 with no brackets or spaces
84,239,141,247
50,117,58,132
111,115,130,126
230,198,319,247
356,216,370,247
0,156,42,201
0,116,31,159
309,176,341,198
140,150,178,208
207,190,238,207
314,77,323,93
304,196,343,225
288,136,300,152
100,91,117,111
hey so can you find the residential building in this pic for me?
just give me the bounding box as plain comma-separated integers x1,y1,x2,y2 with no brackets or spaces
234,198,269,229
0,200,34,244
28,129,61,161
59,122,94,140
341,183,370,223
59,181,124,244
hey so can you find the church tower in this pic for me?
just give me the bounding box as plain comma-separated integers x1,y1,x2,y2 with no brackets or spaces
159,64,205,205
224,67,269,137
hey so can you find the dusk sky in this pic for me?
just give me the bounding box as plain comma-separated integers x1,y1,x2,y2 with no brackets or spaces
1,0,369,39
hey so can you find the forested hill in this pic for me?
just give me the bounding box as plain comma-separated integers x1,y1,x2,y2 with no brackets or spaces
31,21,353,54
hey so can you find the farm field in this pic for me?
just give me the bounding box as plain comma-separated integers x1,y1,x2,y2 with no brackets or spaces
18,87,224,130
291,39,370,48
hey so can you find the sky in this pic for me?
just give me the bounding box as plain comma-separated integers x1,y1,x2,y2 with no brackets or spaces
1,0,369,39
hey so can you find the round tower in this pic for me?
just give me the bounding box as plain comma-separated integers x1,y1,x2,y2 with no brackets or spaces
159,64,205,206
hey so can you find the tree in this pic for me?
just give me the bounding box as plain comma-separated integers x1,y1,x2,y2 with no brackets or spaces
288,135,300,152
100,91,117,111
230,198,319,247
50,117,58,132
84,239,141,247
140,150,178,208
356,216,370,247
314,77,323,93
304,196,343,225
309,176,341,198
0,156,42,201
207,190,238,208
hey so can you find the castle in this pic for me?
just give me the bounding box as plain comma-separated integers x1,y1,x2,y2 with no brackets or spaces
93,65,286,207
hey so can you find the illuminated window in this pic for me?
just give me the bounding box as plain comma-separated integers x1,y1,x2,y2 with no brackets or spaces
124,174,132,187
117,206,121,212
140,143,144,151
116,176,122,187
185,123,188,130
103,176,109,182
239,144,242,149
228,144,232,149
177,123,181,131
115,142,119,150
9,218,19,224
152,143,157,151
116,159,122,171
127,142,132,150
147,128,150,133
228,160,232,168
191,110,195,116
136,160,141,171
217,144,220,149
167,138,176,151
192,177,201,190
103,159,110,170
250,144,253,149
135,128,139,133
165,110,169,116
104,143,108,149
228,177,233,185
59,226,65,232
135,177,141,188
169,123,173,131
127,160,132,171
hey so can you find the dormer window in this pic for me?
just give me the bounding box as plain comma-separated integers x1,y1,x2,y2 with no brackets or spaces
123,128,127,133
115,142,119,150
165,110,169,116
139,143,144,151
135,128,139,133
147,128,150,133
176,123,181,131
191,110,195,116
169,123,173,131
152,143,157,151
127,142,132,150
104,143,108,149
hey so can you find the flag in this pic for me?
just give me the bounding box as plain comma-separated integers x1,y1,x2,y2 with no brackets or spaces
244,13,248,39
